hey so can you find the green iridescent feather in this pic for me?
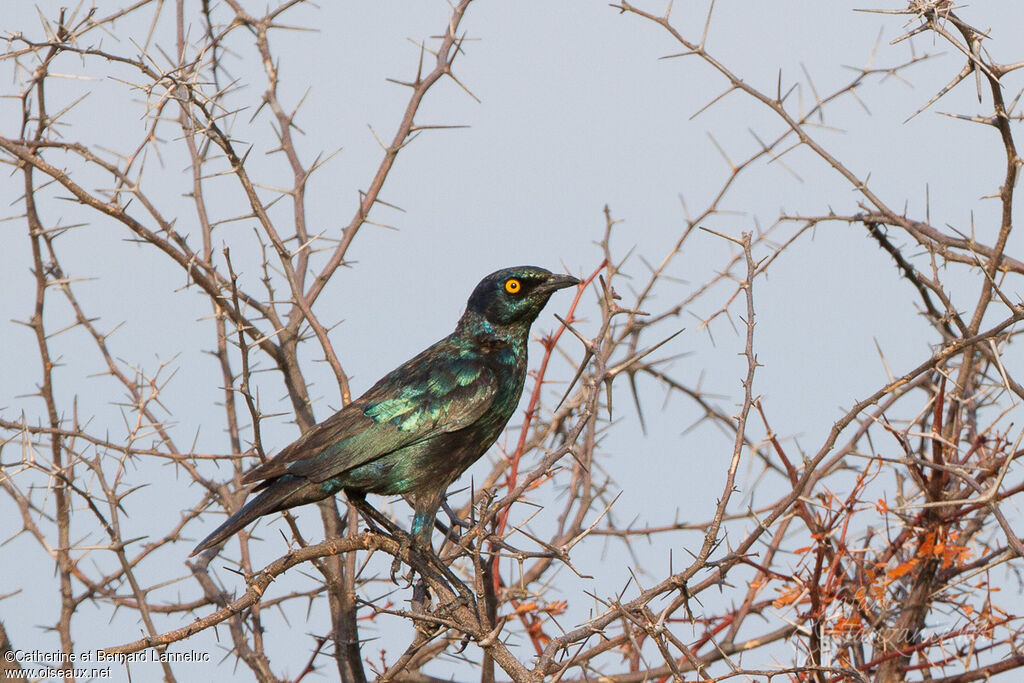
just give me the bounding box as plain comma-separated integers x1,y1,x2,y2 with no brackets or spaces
191,265,579,555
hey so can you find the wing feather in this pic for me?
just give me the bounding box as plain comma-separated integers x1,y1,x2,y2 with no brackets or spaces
242,341,496,486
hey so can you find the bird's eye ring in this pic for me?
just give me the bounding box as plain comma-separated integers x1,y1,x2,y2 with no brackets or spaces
504,278,521,294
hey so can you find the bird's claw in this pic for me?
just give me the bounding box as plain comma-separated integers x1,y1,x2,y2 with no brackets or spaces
389,555,402,585
390,533,418,587
389,556,415,587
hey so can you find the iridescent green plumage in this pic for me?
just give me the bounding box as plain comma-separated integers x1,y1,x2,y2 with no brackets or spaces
191,266,579,555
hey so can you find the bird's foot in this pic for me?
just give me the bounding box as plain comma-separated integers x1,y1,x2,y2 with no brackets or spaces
390,533,417,587
350,495,401,537
359,515,385,536
389,560,415,588
434,587,478,621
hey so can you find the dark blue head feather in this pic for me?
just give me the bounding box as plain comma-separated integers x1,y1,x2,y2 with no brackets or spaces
462,266,579,329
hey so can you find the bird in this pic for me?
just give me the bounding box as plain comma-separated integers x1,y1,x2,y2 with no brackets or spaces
191,265,580,556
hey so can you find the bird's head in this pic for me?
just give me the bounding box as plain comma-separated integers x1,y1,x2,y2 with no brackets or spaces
460,266,580,332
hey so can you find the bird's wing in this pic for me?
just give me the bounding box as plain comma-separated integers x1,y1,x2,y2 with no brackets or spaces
243,344,497,486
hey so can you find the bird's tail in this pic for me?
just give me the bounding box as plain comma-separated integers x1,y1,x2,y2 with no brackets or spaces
190,475,314,556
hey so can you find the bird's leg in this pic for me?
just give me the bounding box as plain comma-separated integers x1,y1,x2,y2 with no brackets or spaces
409,506,437,554
409,496,478,614
350,492,473,612
400,504,437,598
346,491,384,534
347,492,402,536
388,527,416,589
345,493,415,585
349,494,417,583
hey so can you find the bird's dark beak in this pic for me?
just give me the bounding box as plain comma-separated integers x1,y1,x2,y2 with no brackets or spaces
536,273,581,295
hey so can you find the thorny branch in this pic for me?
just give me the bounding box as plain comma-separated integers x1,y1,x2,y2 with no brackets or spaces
3,1,1024,682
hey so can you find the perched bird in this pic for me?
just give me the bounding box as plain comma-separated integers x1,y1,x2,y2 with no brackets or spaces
192,266,580,556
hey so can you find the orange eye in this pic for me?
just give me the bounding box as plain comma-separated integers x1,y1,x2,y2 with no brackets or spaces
504,278,521,294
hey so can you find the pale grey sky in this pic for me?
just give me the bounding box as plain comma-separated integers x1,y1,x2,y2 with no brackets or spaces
3,1,1024,680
